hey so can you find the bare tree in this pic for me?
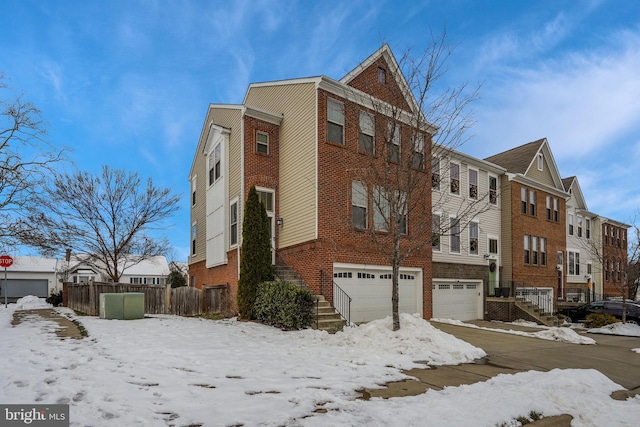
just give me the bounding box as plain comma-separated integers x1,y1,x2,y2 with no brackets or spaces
20,166,181,282
0,73,66,250
347,32,484,330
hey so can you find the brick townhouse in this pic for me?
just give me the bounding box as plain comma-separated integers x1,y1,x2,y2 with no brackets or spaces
188,45,433,322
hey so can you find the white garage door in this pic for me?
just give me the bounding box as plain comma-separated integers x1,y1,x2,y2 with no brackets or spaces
333,265,422,323
432,281,482,321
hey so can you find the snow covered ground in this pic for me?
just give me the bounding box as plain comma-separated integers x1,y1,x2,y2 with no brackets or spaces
2,298,640,426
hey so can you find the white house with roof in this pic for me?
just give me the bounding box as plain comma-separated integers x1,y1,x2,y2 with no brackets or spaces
0,256,60,301
64,254,170,285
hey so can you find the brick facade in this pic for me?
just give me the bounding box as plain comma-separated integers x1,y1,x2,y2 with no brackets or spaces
602,223,629,297
508,181,566,296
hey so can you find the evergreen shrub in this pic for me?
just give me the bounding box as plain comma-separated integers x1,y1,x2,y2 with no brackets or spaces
585,313,621,328
254,280,315,330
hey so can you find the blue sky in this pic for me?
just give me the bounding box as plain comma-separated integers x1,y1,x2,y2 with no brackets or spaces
2,0,639,262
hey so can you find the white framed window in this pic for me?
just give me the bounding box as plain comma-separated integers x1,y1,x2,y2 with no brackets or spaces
359,111,375,155
450,217,460,253
469,221,479,255
397,190,407,235
209,143,221,185
489,175,498,205
387,122,400,162
488,236,499,255
521,187,527,214
586,218,591,239
256,189,274,213
546,196,552,220
412,133,425,170
524,235,530,264
352,181,368,229
577,216,583,238
529,189,536,216
540,237,547,266
256,131,269,154
568,250,580,275
450,162,460,195
373,186,389,232
327,99,344,145
230,199,238,247
537,153,544,171
532,236,538,265
553,198,559,222
191,222,197,256
431,156,441,190
191,175,197,206
432,213,441,251
468,168,478,199
587,262,592,275
568,213,574,236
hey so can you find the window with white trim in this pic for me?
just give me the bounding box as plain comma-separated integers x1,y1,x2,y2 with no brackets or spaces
577,216,583,238
191,175,197,206
387,122,400,162
568,213,574,236
230,200,238,246
191,222,197,256
450,162,460,195
209,143,221,185
352,181,367,229
524,234,530,264
469,221,479,255
553,198,559,221
373,186,388,232
432,213,441,251
546,196,552,220
359,111,375,155
568,250,580,275
537,153,544,171
327,99,344,145
450,217,460,253
488,237,498,255
540,237,547,266
532,236,538,265
431,156,441,190
586,218,591,239
412,133,424,170
256,131,269,154
468,169,478,199
489,175,498,205
529,189,536,216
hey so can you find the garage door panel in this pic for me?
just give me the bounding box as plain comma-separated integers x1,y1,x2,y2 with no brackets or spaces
433,281,482,321
334,267,421,323
0,279,48,299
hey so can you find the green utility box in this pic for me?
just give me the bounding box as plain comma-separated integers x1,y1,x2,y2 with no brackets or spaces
99,293,145,320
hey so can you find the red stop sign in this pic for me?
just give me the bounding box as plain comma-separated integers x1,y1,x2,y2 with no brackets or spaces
0,255,13,268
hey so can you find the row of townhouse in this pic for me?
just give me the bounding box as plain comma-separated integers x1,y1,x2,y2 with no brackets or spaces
188,44,629,323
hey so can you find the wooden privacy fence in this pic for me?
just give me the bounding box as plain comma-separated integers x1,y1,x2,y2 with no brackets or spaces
65,282,230,317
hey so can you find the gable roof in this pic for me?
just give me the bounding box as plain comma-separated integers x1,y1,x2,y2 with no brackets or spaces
9,256,59,273
485,138,566,192
484,138,545,174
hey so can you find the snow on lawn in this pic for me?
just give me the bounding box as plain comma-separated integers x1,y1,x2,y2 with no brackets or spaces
433,318,597,345
588,322,640,337
1,299,639,426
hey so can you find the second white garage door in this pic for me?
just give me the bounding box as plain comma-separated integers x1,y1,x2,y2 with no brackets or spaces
333,264,422,323
432,280,483,321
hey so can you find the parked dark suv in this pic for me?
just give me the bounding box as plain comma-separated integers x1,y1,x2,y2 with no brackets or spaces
561,300,640,324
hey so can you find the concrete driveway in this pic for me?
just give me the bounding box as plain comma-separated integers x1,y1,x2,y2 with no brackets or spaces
362,321,640,402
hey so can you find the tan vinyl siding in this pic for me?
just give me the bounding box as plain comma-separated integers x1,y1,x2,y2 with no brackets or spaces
500,178,513,281
526,156,555,187
245,82,317,248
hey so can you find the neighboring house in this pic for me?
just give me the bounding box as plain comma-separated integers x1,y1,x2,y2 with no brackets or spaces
562,176,599,302
0,256,60,301
431,147,506,320
485,138,569,304
189,44,433,322
64,254,170,285
600,218,630,298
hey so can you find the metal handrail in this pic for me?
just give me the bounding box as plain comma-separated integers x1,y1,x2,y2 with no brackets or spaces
514,284,554,315
333,280,352,325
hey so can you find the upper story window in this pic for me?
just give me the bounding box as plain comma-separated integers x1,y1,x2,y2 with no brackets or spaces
373,187,389,232
387,123,400,163
230,201,238,247
256,131,269,154
431,156,441,190
537,153,544,171
209,143,221,185
412,133,425,170
585,218,591,239
529,190,536,216
546,196,552,220
469,222,479,255
604,225,609,245
468,169,478,199
450,162,460,195
532,236,539,265
521,187,536,216
489,175,498,205
327,99,344,145
568,251,580,275
432,213,441,251
524,235,530,264
553,198,559,222
191,223,197,256
358,111,375,155
568,213,574,236
377,67,386,83
521,188,527,214
450,217,460,253
352,181,368,229
577,216,583,238
191,175,197,206
540,237,547,266
488,237,498,255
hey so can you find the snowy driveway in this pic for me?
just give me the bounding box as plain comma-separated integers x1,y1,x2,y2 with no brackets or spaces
2,303,640,426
